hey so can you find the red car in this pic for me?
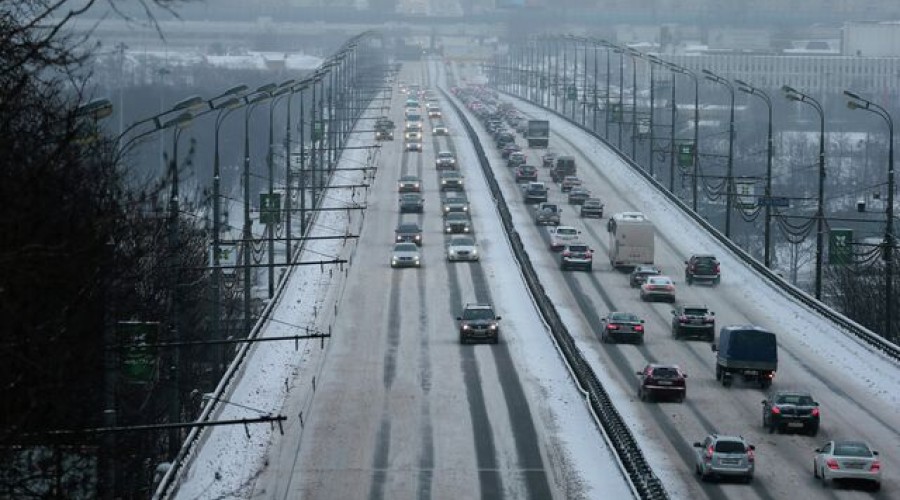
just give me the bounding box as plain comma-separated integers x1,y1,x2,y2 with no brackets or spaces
637,364,687,402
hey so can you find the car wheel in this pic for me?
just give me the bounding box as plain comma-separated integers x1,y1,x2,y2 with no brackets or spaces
678,393,685,403
639,389,647,402
813,460,819,478
715,365,723,381
808,426,819,437
492,337,499,345
744,475,753,484
672,328,680,339
722,375,732,387
872,482,881,492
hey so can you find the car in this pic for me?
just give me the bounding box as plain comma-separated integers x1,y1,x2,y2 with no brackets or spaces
762,390,820,435
399,193,424,213
671,304,715,340
395,222,423,245
636,364,687,402
507,151,527,168
495,132,515,149
523,182,548,204
515,164,538,183
404,98,420,108
444,212,472,234
405,140,422,152
435,151,456,169
600,312,645,344
542,152,558,168
390,242,421,268
629,265,661,288
641,275,676,302
398,175,421,193
534,202,561,226
501,142,521,159
457,303,501,344
813,440,881,491
580,197,604,218
685,254,721,285
404,130,423,142
427,106,442,118
560,243,593,271
432,124,449,135
440,171,464,191
568,187,591,205
549,226,581,251
447,235,479,261
693,434,756,483
560,175,582,192
442,193,469,216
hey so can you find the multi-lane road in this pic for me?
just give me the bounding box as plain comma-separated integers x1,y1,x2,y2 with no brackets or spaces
235,58,900,500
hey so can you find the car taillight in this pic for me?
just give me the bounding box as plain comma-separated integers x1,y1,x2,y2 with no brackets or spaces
715,263,720,273
607,324,619,330
704,317,714,323
705,446,714,461
771,406,781,414
679,315,689,323
811,407,819,417
562,251,571,257
747,448,755,463
665,285,674,290
634,325,644,332
826,458,840,470
871,460,881,472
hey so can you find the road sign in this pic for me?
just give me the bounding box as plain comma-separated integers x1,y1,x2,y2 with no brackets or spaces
829,228,853,265
735,180,756,209
678,143,695,167
119,322,159,384
259,193,282,224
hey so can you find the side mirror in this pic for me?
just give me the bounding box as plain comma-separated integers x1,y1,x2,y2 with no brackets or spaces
640,319,645,323
683,374,688,378
761,400,767,405
684,260,689,265
456,316,462,321
814,448,821,453
748,445,756,451
671,310,677,316
692,442,702,447
711,343,718,352
496,316,502,320
636,371,643,376
873,451,879,456
710,311,715,315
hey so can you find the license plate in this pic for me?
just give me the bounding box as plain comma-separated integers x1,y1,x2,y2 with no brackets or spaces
721,459,739,465
691,319,702,324
744,370,758,375
788,422,804,428
657,380,673,386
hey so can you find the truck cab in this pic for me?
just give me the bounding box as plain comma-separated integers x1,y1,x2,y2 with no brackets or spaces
712,325,778,388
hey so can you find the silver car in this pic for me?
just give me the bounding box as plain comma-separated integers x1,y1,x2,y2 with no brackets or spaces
693,434,755,483
640,275,676,303
447,235,479,261
814,440,881,491
390,242,421,268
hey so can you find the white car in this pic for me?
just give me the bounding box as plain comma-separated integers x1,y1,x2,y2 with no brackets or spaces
814,440,881,491
405,141,422,152
640,275,676,302
447,235,479,261
432,125,449,135
549,226,581,251
391,242,421,268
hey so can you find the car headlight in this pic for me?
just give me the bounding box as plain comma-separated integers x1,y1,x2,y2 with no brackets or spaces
462,324,470,330
471,249,478,255
489,324,498,330
462,206,468,211
392,257,398,263
445,227,451,233
441,180,447,185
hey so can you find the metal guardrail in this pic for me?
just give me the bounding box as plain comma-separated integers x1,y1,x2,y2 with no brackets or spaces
505,91,900,364
442,89,670,500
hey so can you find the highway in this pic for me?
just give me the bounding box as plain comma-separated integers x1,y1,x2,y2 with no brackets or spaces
447,60,900,500
249,61,634,499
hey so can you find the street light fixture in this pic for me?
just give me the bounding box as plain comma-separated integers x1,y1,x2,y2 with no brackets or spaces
782,84,826,300
845,89,895,338
703,69,736,238
736,79,775,269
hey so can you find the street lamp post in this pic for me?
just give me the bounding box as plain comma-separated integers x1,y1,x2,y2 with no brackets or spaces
265,82,294,299
783,85,826,300
845,90,895,338
582,39,588,126
736,79,774,268
703,69,736,238
241,87,273,335
592,42,599,132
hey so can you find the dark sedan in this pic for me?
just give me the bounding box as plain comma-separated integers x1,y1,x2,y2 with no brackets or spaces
399,193,424,213
600,312,645,344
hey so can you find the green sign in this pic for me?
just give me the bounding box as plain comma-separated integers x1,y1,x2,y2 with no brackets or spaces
829,228,853,266
312,122,324,141
259,193,282,224
567,84,578,101
678,143,695,167
119,322,158,384
610,103,623,123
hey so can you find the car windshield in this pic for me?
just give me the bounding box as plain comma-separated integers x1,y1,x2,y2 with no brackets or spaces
609,312,639,322
775,394,814,405
401,195,421,202
714,440,747,453
540,205,558,213
557,228,577,237
651,367,680,379
397,224,420,232
833,442,873,457
442,172,461,178
394,243,418,252
683,308,708,316
463,307,495,320
446,213,467,221
648,277,672,285
451,237,475,247
568,245,589,252
400,176,418,182
438,152,453,158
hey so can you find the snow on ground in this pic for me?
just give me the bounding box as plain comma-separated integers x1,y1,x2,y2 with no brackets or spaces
171,132,371,499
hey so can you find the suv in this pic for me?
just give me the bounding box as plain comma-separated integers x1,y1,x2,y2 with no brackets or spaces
395,222,423,245
761,390,820,435
685,254,720,285
636,364,687,403
523,182,548,204
440,171,464,191
551,155,576,182
435,151,456,169
534,202,561,226
671,304,716,341
692,434,756,483
457,304,502,344
580,197,604,218
560,243,593,271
